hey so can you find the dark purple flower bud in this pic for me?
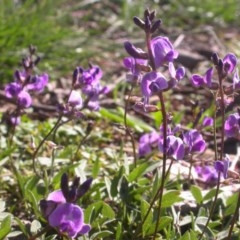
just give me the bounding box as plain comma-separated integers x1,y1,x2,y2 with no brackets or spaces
214,157,229,179
150,19,161,33
14,70,27,83
17,90,32,108
211,53,219,66
224,113,240,138
124,41,148,59
61,173,69,201
144,16,151,31
202,117,213,128
5,82,22,98
151,37,178,68
223,53,237,74
149,10,156,21
77,178,93,199
183,129,206,154
133,16,145,29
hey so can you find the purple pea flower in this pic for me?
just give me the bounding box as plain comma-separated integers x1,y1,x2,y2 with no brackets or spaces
141,71,168,104
233,69,240,90
214,157,230,179
223,53,237,74
123,57,147,82
17,90,32,108
224,113,240,138
150,36,178,68
68,90,82,109
195,165,218,185
202,116,213,128
138,131,159,156
168,62,185,88
191,67,213,88
5,82,22,98
183,129,206,154
46,190,90,237
159,135,185,160
26,73,49,92
40,174,92,238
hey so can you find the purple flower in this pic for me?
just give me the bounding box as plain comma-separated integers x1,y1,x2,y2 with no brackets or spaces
233,69,240,90
159,135,185,160
123,57,146,82
214,157,229,179
183,129,206,154
17,90,32,108
151,36,178,68
68,90,82,109
44,190,90,237
191,67,213,88
195,165,218,185
40,174,92,238
9,116,21,126
168,62,185,88
26,73,49,92
223,53,237,74
224,113,240,138
202,117,213,128
48,202,90,237
5,82,22,98
138,131,159,156
141,71,168,104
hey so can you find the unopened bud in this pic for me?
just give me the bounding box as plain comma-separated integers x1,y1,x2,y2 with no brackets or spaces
133,16,145,30
150,19,161,33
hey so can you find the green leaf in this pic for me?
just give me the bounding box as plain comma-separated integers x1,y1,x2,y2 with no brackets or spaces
90,230,113,239
101,202,115,219
0,215,11,239
203,188,219,202
156,216,172,231
162,190,183,208
190,185,203,204
140,199,153,236
224,192,238,216
179,230,198,240
115,222,122,240
128,163,148,182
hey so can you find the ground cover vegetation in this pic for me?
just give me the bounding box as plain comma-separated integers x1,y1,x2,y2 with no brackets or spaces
0,0,240,239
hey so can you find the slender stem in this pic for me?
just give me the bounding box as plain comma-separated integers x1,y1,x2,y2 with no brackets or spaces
134,160,173,239
124,84,137,167
199,65,226,239
227,189,240,239
32,116,62,177
199,173,221,240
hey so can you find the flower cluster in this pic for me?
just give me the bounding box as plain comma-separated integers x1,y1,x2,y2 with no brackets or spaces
139,125,206,160
191,53,238,107
4,46,48,125
123,10,185,108
40,173,92,238
59,64,108,117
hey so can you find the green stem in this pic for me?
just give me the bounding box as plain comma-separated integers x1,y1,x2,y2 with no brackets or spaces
32,116,62,177
124,84,137,167
227,189,240,239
